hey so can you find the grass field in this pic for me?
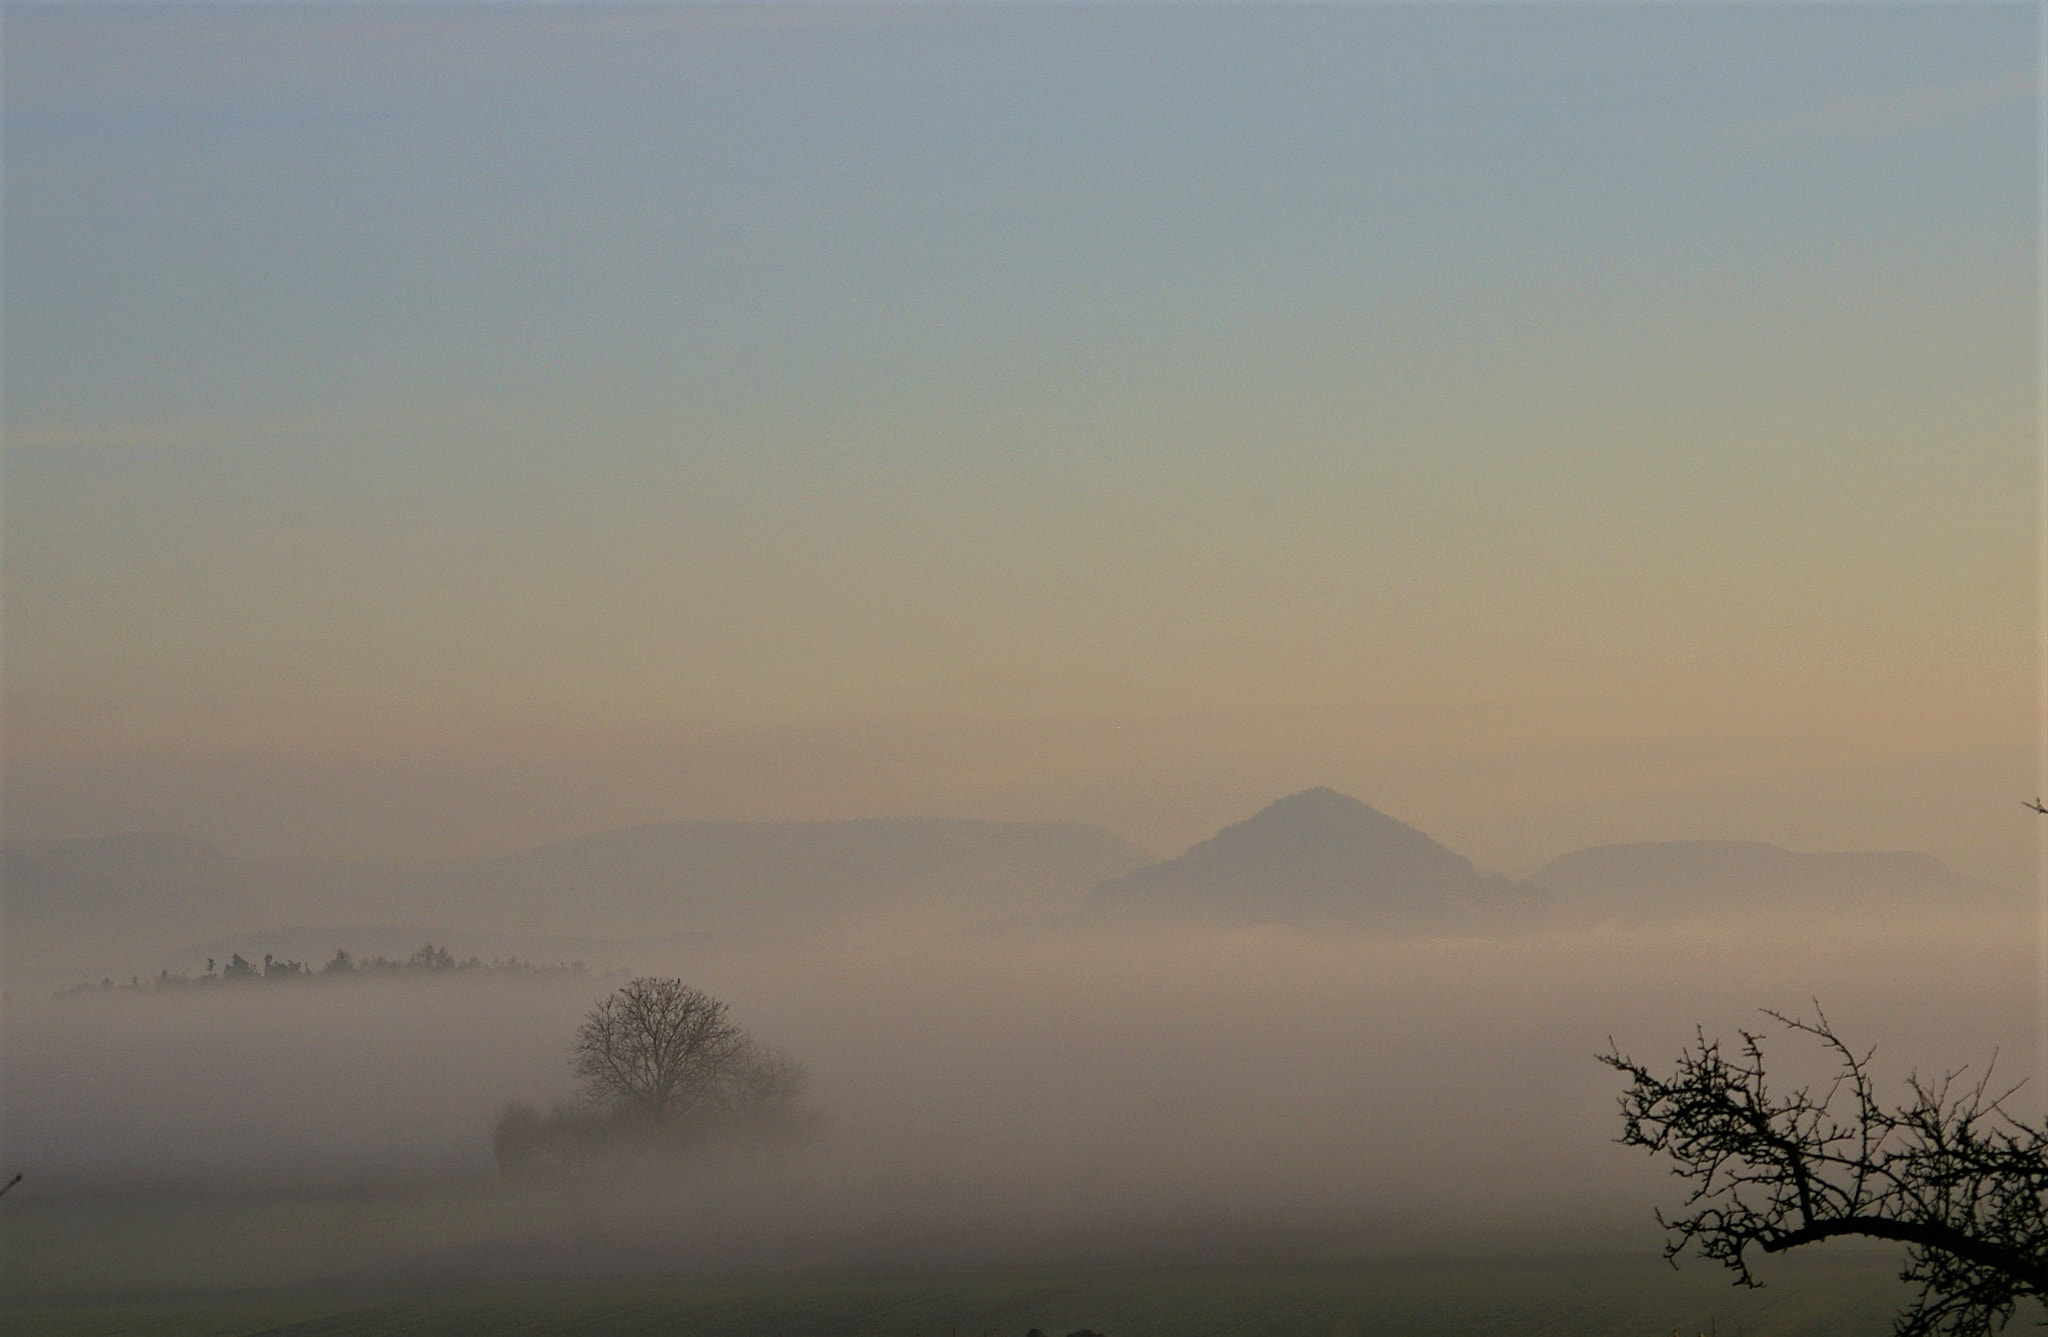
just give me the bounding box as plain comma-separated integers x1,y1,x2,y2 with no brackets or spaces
0,1190,1958,1337
0,1255,1918,1337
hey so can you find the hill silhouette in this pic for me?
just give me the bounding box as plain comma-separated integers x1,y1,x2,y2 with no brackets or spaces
410,817,1149,937
12,803,2017,985
1088,788,1547,933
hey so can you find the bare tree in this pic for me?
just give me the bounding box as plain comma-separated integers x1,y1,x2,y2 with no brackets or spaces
494,977,814,1176
572,977,749,1121
1601,1008,2048,1336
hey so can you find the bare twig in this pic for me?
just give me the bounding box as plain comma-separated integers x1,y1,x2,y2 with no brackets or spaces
1602,1010,2048,1337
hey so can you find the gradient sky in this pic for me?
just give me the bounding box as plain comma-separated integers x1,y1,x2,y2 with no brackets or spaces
3,3,2036,878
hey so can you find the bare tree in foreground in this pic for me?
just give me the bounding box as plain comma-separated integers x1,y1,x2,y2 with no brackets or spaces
1601,1009,2048,1336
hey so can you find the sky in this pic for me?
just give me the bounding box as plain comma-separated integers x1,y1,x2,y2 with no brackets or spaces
2,3,2037,879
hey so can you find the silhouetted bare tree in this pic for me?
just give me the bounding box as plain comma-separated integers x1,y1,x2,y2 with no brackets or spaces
1601,1008,2048,1336
573,977,751,1121
496,977,814,1176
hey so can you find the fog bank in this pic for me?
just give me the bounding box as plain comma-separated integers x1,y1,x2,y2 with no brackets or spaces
5,909,2029,1273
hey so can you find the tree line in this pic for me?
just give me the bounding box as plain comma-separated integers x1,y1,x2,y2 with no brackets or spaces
54,943,596,997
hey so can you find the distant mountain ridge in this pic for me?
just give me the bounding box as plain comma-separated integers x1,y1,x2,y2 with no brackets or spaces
418,817,1150,936
1527,839,2012,924
7,799,2017,984
4,833,260,935
1088,788,1549,934
3,818,1152,985
1087,789,2014,934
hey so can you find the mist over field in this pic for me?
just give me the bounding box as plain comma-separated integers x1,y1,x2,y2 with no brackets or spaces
6,814,2030,1274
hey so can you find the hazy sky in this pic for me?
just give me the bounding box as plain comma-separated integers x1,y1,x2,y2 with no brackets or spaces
3,4,2036,874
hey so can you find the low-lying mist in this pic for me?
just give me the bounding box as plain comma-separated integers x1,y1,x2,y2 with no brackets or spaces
4,909,2031,1277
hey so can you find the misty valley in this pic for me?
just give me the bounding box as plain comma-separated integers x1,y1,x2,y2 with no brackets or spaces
3,792,2033,1334
4,3,2032,1330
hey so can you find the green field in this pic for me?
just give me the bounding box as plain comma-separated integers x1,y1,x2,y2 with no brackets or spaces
0,1191,1957,1337
0,1257,1920,1337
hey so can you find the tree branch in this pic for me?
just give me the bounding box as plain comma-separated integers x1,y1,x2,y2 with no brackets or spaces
1758,1216,2048,1291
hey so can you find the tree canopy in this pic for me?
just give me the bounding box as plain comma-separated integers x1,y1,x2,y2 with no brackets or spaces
495,976,813,1176
573,977,749,1120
